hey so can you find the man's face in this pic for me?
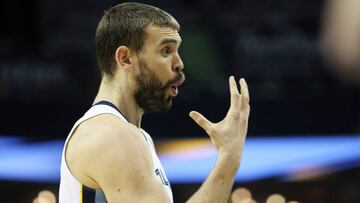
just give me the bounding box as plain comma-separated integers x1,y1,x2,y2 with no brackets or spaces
134,25,185,112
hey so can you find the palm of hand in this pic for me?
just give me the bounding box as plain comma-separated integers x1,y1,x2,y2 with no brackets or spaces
190,76,250,157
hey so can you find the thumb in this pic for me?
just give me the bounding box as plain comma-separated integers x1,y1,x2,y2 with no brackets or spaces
189,111,212,132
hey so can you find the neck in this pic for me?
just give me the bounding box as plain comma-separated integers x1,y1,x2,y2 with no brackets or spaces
93,76,143,127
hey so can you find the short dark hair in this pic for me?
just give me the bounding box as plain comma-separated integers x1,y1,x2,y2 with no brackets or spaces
95,2,180,77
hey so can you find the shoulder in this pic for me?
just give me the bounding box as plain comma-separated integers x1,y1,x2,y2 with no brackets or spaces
67,113,153,185
85,113,147,149
81,113,152,165
67,113,170,202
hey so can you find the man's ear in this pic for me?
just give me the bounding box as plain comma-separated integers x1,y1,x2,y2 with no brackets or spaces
115,46,133,71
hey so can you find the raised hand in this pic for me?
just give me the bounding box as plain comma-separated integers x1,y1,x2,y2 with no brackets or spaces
189,76,250,159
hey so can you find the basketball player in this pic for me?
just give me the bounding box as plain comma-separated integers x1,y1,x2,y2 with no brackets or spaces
59,2,250,203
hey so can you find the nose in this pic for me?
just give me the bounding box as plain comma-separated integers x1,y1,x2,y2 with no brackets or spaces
172,53,184,72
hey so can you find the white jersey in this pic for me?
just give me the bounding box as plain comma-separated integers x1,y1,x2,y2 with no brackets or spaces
59,101,173,203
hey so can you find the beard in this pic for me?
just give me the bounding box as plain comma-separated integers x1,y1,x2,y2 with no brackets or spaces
134,59,184,113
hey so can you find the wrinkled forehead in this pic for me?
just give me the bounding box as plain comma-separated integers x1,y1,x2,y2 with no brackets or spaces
143,25,182,49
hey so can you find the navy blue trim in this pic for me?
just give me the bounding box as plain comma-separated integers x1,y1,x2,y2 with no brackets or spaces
82,185,95,203
92,100,148,142
82,185,108,203
140,130,148,142
93,101,128,122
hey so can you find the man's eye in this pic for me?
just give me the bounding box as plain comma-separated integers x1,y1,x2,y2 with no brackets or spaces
162,47,171,56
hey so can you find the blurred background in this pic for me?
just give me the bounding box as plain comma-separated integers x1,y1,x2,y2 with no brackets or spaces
1,0,360,202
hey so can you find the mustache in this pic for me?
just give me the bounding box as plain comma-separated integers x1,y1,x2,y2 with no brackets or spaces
164,71,185,88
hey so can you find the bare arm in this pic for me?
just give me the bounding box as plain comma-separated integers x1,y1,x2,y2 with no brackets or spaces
83,117,171,203
187,76,250,203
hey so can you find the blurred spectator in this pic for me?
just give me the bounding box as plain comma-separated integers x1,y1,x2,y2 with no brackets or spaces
266,194,286,203
230,189,300,203
32,190,56,203
321,0,360,85
231,187,254,203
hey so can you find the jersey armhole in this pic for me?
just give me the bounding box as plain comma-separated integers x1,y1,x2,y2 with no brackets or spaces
63,111,125,190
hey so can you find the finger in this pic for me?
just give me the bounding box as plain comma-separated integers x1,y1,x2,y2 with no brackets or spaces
229,76,240,110
240,78,250,110
189,111,212,132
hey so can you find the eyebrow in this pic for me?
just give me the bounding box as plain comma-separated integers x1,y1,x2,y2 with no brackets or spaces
158,38,182,47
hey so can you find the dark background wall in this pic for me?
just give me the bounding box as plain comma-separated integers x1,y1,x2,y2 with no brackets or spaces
0,0,359,202
1,0,359,139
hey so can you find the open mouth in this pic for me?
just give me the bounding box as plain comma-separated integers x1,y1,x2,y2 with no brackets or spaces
170,85,178,96
169,78,185,97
